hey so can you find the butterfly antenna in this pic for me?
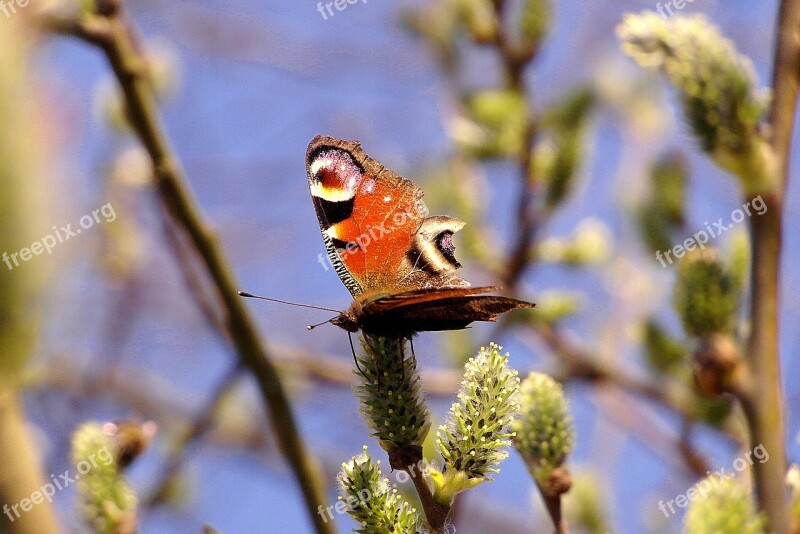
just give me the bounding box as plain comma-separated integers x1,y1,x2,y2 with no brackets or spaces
348,332,368,380
238,291,341,313
306,317,337,331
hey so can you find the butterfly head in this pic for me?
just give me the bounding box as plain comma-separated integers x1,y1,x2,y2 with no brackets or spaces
330,313,359,333
329,300,363,333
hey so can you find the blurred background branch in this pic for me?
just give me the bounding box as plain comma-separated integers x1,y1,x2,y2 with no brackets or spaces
42,3,333,533
0,12,60,534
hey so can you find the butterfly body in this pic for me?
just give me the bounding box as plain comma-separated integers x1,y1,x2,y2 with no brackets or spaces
306,135,534,336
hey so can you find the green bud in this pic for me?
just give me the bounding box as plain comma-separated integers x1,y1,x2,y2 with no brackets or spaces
643,319,685,373
636,152,687,253
692,396,733,427
458,0,497,44
651,152,687,224
618,13,772,195
512,372,575,486
727,228,751,293
563,473,610,534
338,447,421,533
454,89,529,159
355,335,430,451
683,477,765,534
538,218,613,266
518,0,551,55
526,290,581,324
71,422,137,534
673,248,741,336
536,89,594,208
637,204,676,255
432,343,520,502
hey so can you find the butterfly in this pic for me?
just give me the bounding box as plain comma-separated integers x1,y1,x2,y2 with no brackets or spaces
304,134,534,338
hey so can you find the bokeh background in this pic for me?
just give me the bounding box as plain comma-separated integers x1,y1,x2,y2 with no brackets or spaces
5,0,798,532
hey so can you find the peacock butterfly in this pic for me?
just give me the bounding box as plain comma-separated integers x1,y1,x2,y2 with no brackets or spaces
305,134,534,337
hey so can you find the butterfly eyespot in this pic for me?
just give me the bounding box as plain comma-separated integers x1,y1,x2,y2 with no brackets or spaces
436,231,457,263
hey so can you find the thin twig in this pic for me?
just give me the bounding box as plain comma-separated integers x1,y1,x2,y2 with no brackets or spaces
42,10,334,533
160,209,230,339
143,365,244,508
491,0,545,290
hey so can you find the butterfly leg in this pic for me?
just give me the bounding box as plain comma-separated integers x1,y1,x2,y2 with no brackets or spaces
348,332,368,380
403,336,416,385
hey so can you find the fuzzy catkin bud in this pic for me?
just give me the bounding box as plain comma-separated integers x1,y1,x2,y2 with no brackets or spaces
511,372,575,486
72,422,137,534
683,477,764,534
356,335,430,451
431,343,520,502
674,248,741,337
338,447,421,534
618,13,772,195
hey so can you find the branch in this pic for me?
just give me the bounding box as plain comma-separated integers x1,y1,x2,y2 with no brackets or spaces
769,0,800,183
526,324,712,430
541,493,567,534
491,0,543,289
742,0,800,528
143,365,244,507
389,447,451,533
41,7,333,533
0,391,61,534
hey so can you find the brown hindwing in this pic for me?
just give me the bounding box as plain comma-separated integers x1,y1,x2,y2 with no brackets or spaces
356,287,535,337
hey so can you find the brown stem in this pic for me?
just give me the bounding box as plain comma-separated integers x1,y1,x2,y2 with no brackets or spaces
769,0,800,184
745,197,789,531
541,495,567,534
42,11,334,534
389,446,451,533
502,122,540,289
530,466,571,534
741,0,800,529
